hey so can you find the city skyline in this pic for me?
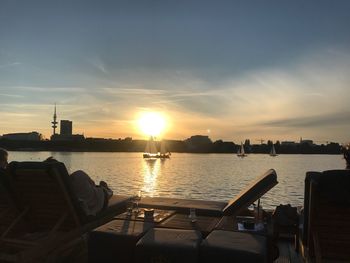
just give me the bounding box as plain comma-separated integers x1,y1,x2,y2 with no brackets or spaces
1,1,350,143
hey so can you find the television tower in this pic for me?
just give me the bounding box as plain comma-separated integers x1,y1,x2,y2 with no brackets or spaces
51,104,58,135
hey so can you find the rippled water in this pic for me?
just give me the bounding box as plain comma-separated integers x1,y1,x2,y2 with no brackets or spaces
9,152,345,208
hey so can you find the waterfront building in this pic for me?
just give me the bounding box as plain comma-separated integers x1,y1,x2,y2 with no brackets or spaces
185,135,212,152
60,120,73,135
2,132,43,141
299,138,314,146
281,141,297,146
51,134,85,141
186,135,212,145
49,105,84,141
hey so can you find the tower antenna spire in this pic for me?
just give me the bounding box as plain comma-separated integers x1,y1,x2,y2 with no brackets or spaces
51,103,58,135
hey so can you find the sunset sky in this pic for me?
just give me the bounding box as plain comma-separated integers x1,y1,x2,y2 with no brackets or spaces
1,1,350,143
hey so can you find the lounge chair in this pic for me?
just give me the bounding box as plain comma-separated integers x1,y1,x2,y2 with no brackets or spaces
0,161,132,262
0,169,27,238
139,169,278,217
222,169,278,216
302,169,350,262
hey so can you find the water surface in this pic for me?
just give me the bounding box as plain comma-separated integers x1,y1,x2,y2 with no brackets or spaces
9,152,345,208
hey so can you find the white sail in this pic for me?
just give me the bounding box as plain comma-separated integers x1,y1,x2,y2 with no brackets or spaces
271,145,276,155
237,142,247,157
145,140,150,153
270,144,277,156
160,140,167,154
148,137,158,154
144,136,158,154
240,143,245,154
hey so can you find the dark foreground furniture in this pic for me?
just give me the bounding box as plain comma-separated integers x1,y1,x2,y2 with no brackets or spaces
303,169,350,262
134,228,203,263
0,161,132,262
222,169,278,216
89,220,154,263
0,169,24,237
200,230,268,263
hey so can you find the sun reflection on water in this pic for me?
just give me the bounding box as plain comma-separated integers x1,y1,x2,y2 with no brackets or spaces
142,159,160,196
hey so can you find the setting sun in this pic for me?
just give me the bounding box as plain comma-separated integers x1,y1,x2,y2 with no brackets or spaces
138,112,166,137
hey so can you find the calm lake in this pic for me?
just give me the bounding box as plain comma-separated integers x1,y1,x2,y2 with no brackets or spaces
9,152,345,209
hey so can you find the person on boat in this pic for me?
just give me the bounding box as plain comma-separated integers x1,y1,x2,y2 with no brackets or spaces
343,143,350,169
44,157,113,216
0,148,12,193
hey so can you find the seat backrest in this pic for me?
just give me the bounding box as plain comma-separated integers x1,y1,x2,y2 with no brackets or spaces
7,161,84,232
305,169,350,260
0,168,22,235
222,169,278,215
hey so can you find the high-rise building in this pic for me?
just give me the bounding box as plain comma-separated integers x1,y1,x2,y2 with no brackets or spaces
60,120,72,135
51,104,58,135
49,106,84,141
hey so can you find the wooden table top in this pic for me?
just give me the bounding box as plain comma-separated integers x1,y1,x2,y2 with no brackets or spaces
159,213,221,235
114,208,176,223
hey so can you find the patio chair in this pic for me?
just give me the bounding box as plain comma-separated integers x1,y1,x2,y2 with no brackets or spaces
222,169,278,216
207,169,278,263
0,161,132,262
303,169,350,262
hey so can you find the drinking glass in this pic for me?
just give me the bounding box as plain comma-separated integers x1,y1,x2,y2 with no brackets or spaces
134,190,142,214
126,201,133,216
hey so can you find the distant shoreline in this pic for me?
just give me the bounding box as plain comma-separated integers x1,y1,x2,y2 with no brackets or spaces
0,138,342,155
5,150,342,155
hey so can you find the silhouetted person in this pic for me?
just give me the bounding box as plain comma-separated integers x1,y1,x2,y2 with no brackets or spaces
44,157,113,216
343,144,350,169
0,148,11,192
0,148,8,170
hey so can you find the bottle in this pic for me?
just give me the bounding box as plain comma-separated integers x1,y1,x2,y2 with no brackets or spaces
189,208,197,223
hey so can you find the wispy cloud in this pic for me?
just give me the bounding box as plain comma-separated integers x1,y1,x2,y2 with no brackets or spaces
0,62,21,69
0,111,37,117
0,93,24,98
87,57,108,74
11,86,86,92
100,88,167,95
260,111,350,128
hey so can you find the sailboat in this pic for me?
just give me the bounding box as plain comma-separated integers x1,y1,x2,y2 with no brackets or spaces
143,136,158,158
159,140,171,158
237,142,247,157
270,144,278,157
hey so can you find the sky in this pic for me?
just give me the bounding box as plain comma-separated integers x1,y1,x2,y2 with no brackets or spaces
0,0,350,143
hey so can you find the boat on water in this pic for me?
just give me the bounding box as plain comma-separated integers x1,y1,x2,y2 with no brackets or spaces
159,140,171,158
237,142,247,157
143,136,158,158
143,137,171,158
270,144,278,157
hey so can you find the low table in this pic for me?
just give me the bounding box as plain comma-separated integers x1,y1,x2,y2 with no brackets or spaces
159,213,221,236
114,208,176,223
216,215,268,234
